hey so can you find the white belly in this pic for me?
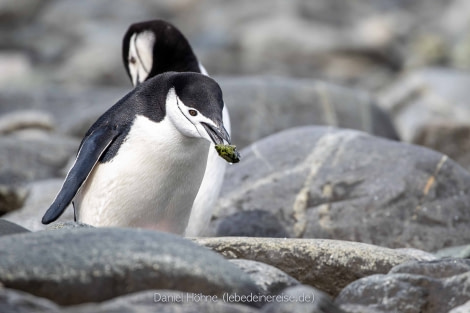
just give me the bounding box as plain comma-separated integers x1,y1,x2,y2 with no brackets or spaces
74,115,209,234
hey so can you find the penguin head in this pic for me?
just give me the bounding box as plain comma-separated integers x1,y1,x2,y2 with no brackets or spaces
122,20,200,87
162,72,230,145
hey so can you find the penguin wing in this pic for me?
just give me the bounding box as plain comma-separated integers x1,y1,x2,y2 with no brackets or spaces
41,126,120,224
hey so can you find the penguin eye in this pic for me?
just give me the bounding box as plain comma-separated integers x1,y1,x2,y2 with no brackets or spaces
189,109,198,116
129,56,136,64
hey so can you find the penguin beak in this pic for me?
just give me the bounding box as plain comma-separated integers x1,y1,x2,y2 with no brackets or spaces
201,122,231,145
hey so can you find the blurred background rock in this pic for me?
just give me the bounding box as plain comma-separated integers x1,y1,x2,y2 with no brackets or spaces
0,0,468,90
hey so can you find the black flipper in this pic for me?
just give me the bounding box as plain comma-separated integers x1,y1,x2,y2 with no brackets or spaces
41,127,119,224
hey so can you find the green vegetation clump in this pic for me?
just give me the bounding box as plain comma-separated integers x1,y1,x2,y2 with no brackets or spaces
215,144,241,163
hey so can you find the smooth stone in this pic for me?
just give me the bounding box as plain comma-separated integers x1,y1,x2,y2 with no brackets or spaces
434,244,470,259
229,259,300,295
260,285,344,313
210,126,470,251
0,133,79,185
0,219,30,236
0,110,54,135
336,271,470,313
449,300,470,313
193,237,424,297
0,287,61,313
0,228,260,305
3,179,74,231
216,210,289,238
389,258,470,279
0,184,28,215
63,290,259,313
218,76,399,148
378,68,470,171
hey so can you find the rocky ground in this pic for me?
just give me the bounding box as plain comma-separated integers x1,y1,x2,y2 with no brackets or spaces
2,0,470,312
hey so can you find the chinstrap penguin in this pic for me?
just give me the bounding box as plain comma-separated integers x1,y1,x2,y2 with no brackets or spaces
42,72,231,234
122,19,231,236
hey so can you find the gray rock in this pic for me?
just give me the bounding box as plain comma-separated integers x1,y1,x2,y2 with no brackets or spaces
63,289,259,313
0,110,54,135
378,68,470,171
449,300,470,313
193,237,422,297
46,221,93,231
209,126,470,251
389,258,470,279
394,248,437,261
0,86,125,138
229,259,300,295
0,184,28,215
32,0,160,86
0,0,44,25
3,179,74,231
260,285,344,313
216,210,289,238
218,76,399,148
5,0,468,92
336,271,470,313
7,0,454,89
0,287,61,313
0,228,260,305
0,219,29,236
0,52,34,87
0,132,79,185
435,244,470,259
413,121,470,173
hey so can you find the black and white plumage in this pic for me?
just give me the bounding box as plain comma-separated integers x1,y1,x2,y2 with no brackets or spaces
122,20,231,236
122,19,205,85
42,72,231,234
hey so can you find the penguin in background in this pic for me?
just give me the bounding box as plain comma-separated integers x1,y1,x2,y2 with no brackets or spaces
121,20,231,236
42,72,233,235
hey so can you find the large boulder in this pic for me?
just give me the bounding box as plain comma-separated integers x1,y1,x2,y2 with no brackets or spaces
210,126,470,251
229,259,300,295
64,290,260,313
0,131,78,216
218,76,399,147
378,68,470,171
3,179,74,231
336,259,470,313
0,219,29,236
0,228,260,305
193,237,432,297
0,287,61,313
0,132,78,185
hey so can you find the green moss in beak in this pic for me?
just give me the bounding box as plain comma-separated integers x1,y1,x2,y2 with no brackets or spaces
215,144,241,163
